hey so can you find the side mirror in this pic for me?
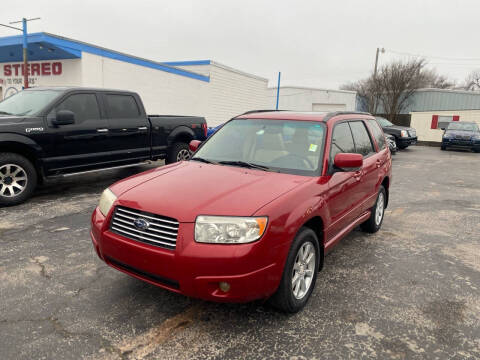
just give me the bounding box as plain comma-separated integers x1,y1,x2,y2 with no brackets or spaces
440,127,445,131
333,153,363,171
52,110,75,125
189,140,202,152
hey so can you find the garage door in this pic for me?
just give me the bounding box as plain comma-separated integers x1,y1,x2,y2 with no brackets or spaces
312,103,347,112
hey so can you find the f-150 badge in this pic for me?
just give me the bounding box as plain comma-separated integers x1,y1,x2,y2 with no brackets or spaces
25,128,44,133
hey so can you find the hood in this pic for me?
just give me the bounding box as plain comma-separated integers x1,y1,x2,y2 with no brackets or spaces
0,116,43,128
112,161,310,222
385,125,414,132
445,130,478,138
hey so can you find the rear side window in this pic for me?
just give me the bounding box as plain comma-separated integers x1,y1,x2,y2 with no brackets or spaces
330,122,355,161
366,119,386,150
55,93,100,123
349,121,375,157
106,95,140,118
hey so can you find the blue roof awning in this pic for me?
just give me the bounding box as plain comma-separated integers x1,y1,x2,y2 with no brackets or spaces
0,33,81,62
0,32,210,82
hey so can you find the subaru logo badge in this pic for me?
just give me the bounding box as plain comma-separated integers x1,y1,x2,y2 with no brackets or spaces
133,218,150,230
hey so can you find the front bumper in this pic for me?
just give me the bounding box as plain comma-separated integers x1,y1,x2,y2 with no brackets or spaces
397,136,417,147
90,207,287,303
442,138,480,149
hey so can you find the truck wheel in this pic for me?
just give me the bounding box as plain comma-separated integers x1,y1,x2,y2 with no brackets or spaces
166,142,191,164
0,153,37,206
361,186,386,233
269,227,319,313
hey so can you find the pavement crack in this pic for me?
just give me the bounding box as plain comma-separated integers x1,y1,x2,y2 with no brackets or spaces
30,256,51,279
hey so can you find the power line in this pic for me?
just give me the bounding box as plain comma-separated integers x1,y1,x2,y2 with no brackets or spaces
386,49,480,62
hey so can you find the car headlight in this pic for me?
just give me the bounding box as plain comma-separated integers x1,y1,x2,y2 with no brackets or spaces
98,188,117,216
195,216,268,244
401,130,408,137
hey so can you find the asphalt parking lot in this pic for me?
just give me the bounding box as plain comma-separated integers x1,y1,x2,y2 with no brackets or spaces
1,146,479,360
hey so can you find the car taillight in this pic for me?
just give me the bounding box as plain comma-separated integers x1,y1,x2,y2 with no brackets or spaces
202,123,208,138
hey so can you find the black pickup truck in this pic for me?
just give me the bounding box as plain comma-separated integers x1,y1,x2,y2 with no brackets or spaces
0,87,207,205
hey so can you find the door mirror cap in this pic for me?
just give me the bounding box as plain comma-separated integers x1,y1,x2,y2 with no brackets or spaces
53,110,75,125
334,153,363,171
189,140,202,152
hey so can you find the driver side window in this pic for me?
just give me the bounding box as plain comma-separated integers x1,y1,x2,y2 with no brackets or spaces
49,94,100,123
330,122,355,163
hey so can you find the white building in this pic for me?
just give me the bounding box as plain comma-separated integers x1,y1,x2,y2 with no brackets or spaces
268,86,357,112
0,32,269,126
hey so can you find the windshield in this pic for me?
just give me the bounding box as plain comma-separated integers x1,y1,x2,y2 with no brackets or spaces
447,122,479,132
193,118,326,176
375,117,393,127
0,90,61,116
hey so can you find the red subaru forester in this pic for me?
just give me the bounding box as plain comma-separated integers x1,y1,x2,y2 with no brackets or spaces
91,111,392,312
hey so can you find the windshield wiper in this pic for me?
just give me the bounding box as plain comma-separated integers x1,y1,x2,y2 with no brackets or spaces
0,111,13,115
218,160,271,171
191,157,217,164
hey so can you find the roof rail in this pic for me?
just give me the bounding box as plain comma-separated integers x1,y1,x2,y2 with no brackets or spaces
234,109,288,117
322,111,372,122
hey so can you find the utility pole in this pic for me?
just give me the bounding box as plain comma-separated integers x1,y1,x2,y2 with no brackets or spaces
275,72,281,110
372,47,384,114
0,17,40,89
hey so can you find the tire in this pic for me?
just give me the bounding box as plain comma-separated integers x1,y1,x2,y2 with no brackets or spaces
441,145,446,151
361,185,386,233
269,227,319,313
473,148,480,153
166,142,191,164
0,153,37,206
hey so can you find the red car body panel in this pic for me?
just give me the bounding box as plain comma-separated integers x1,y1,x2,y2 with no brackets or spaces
91,112,392,303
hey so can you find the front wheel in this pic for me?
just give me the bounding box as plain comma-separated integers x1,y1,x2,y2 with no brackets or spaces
0,153,37,206
361,185,386,233
269,227,319,313
166,142,191,164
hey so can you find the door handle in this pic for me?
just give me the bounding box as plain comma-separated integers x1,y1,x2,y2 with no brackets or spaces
138,126,148,131
97,128,109,133
376,159,382,168
353,170,362,181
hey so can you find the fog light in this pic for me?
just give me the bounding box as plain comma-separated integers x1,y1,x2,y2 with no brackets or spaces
219,282,230,293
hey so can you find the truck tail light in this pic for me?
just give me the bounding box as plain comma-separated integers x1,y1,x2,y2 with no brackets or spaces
202,123,208,138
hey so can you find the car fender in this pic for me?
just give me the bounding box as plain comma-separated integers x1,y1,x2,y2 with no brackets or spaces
167,126,195,146
0,133,43,156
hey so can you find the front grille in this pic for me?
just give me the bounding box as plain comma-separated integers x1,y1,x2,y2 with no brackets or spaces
455,135,470,140
110,206,179,249
408,129,416,137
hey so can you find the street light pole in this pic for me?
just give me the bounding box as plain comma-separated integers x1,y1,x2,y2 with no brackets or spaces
22,18,28,88
372,47,384,115
275,72,281,110
0,17,40,89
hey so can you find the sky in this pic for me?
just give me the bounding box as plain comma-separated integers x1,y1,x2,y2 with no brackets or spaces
2,0,480,89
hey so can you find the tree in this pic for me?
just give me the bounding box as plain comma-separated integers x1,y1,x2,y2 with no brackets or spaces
340,77,379,114
421,69,456,89
375,59,427,121
464,70,480,91
341,59,455,121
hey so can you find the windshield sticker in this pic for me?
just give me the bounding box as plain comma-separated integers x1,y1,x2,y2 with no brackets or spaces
309,144,318,152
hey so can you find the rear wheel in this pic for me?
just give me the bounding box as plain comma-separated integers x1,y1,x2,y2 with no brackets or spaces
441,145,446,151
166,142,191,164
269,227,319,313
0,153,37,206
361,186,386,233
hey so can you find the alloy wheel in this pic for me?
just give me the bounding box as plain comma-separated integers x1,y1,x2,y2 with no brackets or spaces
0,164,28,198
375,192,385,225
176,149,191,161
291,241,316,300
